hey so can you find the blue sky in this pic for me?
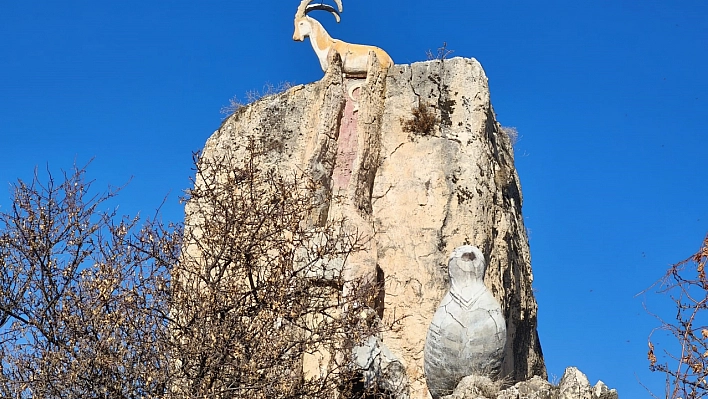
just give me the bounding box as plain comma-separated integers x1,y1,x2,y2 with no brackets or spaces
1,1,706,397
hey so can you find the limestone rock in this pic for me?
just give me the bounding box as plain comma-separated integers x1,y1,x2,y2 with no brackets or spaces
192,56,545,398
440,375,501,399
592,381,618,399
496,376,556,399
353,335,410,398
442,368,617,399
372,57,545,395
555,367,617,399
558,367,591,399
424,246,506,399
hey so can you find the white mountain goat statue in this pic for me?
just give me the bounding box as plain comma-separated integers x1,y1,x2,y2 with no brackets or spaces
293,0,394,76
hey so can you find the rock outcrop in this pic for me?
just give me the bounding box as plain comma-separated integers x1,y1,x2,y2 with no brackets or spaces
195,56,545,397
441,367,618,399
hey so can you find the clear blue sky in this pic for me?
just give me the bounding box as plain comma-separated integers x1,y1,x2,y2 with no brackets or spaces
1,1,706,397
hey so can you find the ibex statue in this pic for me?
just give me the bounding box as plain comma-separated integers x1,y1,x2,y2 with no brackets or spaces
293,0,394,77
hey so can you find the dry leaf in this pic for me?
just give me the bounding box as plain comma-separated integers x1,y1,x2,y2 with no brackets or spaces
648,342,657,367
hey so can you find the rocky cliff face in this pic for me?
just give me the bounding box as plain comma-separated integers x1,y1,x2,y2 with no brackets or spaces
197,56,545,398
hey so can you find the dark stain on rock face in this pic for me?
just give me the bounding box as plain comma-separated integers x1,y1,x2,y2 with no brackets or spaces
438,98,456,127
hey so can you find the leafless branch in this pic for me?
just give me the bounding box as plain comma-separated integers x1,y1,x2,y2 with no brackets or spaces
646,233,708,399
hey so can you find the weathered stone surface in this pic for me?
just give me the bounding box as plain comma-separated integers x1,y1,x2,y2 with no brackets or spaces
558,367,591,399
497,376,556,399
194,56,545,398
353,335,410,398
443,368,617,399
592,381,618,399
424,246,506,399
372,57,544,397
440,375,501,399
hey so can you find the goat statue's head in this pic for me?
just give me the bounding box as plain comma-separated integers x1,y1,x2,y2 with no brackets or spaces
293,0,343,41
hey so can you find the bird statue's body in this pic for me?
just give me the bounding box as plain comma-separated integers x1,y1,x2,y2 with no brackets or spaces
423,246,506,399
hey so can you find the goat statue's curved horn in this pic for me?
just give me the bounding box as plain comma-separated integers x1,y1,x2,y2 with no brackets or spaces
295,0,312,18
305,3,341,22
333,0,343,12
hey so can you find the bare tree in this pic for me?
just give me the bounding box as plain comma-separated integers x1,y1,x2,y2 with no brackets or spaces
171,139,381,398
647,233,708,399
0,140,387,398
0,166,179,398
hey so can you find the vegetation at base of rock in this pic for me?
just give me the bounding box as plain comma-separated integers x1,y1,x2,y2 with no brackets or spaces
0,141,384,398
646,233,708,399
178,139,384,398
401,101,437,136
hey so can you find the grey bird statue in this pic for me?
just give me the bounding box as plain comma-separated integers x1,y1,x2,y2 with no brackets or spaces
423,245,506,399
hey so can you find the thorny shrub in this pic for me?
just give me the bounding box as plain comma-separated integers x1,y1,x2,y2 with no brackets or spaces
401,101,437,136
0,140,388,398
647,233,708,399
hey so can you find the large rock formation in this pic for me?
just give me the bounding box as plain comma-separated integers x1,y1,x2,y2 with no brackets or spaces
196,55,545,397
